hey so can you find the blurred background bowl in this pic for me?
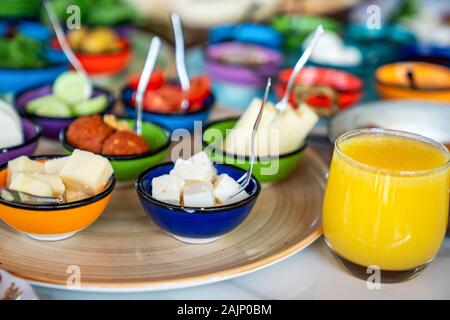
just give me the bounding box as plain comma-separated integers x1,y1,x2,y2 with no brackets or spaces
0,118,41,165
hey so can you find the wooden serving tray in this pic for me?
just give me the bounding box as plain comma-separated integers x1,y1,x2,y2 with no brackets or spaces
0,109,327,292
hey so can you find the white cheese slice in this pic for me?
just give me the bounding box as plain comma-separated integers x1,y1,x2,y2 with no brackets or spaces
213,174,240,204
44,156,69,175
29,173,65,196
7,156,44,186
183,182,215,208
170,158,216,183
9,172,53,197
66,190,89,203
59,149,113,195
152,174,185,205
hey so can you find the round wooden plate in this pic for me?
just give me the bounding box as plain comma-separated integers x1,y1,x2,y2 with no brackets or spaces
0,147,326,292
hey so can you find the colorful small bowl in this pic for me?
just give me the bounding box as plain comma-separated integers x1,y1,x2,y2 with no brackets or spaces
0,156,116,241
136,162,261,244
54,38,132,76
271,15,342,54
202,118,307,183
0,50,68,94
205,41,282,110
208,23,283,50
275,67,363,112
375,62,450,102
0,118,42,166
121,87,215,132
60,118,171,182
14,83,116,139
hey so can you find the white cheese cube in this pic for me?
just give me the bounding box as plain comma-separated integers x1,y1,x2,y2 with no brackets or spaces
170,158,216,183
152,174,184,205
224,190,250,205
59,149,113,195
7,156,44,186
9,172,53,197
29,173,65,196
183,182,215,208
188,151,213,165
44,157,69,175
213,174,240,204
66,190,89,203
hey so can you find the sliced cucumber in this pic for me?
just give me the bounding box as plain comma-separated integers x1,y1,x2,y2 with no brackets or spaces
53,71,92,105
26,95,72,118
72,95,108,116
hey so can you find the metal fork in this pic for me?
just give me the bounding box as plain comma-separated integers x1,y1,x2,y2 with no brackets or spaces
231,77,272,198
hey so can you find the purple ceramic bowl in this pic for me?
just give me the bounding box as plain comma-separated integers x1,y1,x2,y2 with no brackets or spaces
13,84,116,139
0,118,42,165
205,42,282,86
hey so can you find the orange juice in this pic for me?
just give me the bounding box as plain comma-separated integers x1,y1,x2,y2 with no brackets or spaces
323,129,450,272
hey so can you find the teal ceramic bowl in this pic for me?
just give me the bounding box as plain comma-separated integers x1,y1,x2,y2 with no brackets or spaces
60,118,171,182
202,118,307,183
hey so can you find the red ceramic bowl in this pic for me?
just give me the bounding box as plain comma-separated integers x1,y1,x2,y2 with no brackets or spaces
54,38,132,76
275,67,363,117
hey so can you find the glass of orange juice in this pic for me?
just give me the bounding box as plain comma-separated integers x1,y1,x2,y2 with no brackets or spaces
323,129,450,282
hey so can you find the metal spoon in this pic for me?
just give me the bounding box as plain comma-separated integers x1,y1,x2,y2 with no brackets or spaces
135,36,162,136
274,24,324,114
43,0,92,93
1,188,65,205
171,13,190,111
231,77,271,198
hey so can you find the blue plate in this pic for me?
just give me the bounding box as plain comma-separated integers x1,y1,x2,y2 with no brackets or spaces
121,86,215,132
136,162,261,244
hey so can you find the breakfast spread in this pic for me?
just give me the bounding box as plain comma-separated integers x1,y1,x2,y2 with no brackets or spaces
67,114,150,156
224,98,319,156
26,71,108,118
152,152,248,207
0,100,23,149
1,149,113,205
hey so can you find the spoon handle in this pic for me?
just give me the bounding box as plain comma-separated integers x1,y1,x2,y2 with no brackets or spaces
280,24,324,106
43,0,87,78
135,37,162,136
171,13,190,92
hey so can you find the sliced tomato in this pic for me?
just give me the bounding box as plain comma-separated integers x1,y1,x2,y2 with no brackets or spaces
143,84,182,113
128,70,165,91
188,76,211,105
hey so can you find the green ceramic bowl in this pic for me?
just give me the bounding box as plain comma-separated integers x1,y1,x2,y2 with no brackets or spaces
202,118,307,183
60,118,171,182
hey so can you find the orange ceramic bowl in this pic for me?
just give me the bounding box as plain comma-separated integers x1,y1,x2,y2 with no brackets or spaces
0,156,115,241
75,39,131,76
375,62,450,102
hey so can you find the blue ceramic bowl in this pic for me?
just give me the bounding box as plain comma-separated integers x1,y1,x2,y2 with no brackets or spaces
121,86,215,132
136,162,261,244
0,21,51,41
0,48,68,94
209,23,282,50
